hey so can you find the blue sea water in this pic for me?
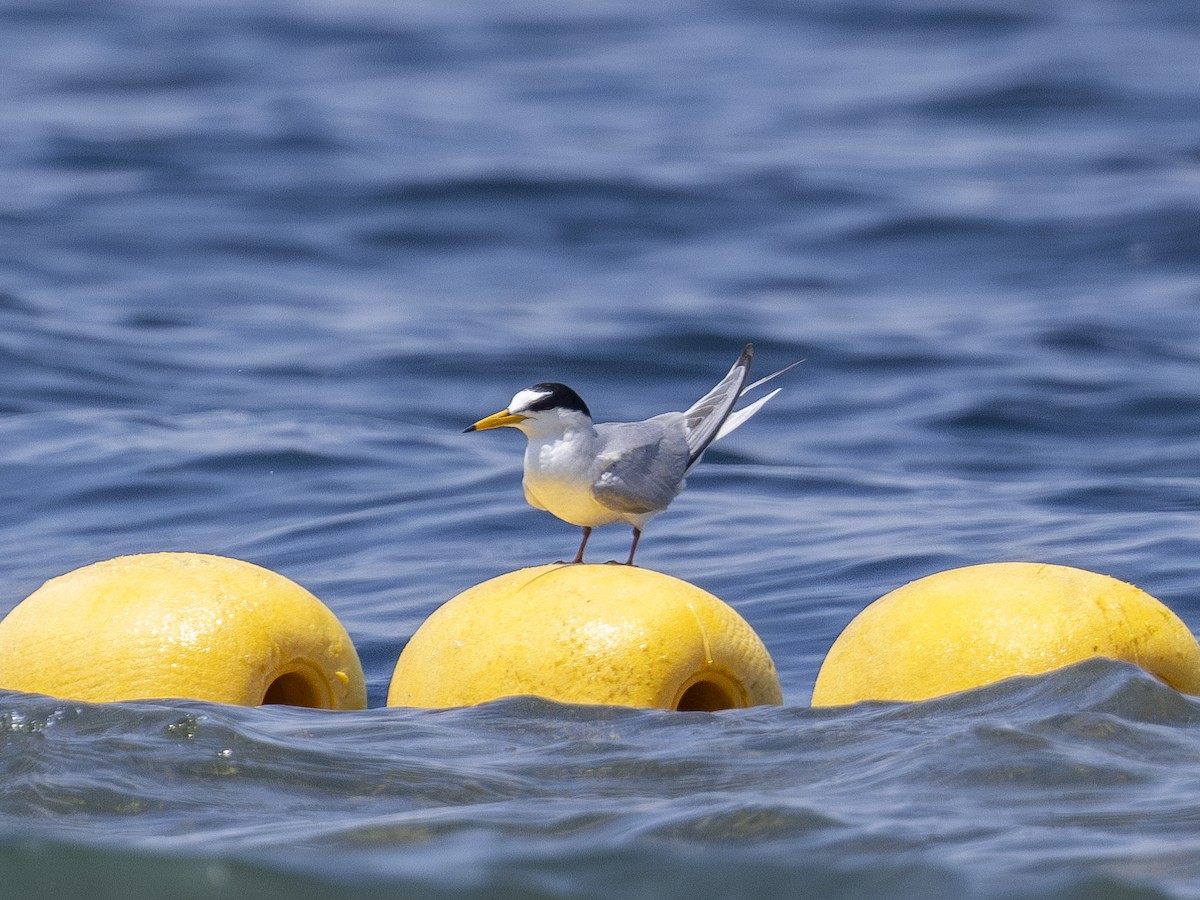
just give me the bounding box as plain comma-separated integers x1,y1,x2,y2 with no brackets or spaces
3,0,1200,896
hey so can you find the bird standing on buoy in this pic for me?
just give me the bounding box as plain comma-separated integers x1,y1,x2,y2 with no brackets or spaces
465,344,795,565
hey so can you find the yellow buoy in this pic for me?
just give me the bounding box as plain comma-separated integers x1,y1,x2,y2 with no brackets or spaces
387,564,782,711
811,562,1200,706
0,552,366,709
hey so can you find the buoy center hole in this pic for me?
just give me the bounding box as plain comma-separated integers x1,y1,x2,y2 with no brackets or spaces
676,678,738,712
262,668,330,709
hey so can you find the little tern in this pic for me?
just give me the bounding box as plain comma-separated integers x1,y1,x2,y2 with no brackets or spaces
465,344,795,565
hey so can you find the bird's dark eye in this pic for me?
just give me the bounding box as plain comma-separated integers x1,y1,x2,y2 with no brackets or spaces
527,383,591,417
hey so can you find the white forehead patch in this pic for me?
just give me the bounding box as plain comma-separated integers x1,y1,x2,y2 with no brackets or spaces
509,387,550,413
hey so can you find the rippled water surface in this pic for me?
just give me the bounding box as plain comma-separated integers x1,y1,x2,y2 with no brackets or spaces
3,0,1200,897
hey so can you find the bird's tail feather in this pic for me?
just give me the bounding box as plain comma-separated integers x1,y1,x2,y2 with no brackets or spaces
740,358,803,397
714,387,781,442
682,348,801,472
714,357,802,441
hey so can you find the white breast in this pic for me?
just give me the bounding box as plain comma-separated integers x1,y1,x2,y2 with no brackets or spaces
521,430,624,527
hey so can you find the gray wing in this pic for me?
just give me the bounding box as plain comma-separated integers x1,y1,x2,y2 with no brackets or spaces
680,344,753,469
591,416,690,515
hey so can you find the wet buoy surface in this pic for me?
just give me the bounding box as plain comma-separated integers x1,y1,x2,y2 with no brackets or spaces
812,562,1200,706
387,564,782,711
0,552,367,709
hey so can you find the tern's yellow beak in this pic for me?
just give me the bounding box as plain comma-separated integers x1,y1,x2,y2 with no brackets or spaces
464,409,529,433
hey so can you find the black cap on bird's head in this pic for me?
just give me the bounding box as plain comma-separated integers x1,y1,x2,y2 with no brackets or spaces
464,381,591,432
520,383,591,417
